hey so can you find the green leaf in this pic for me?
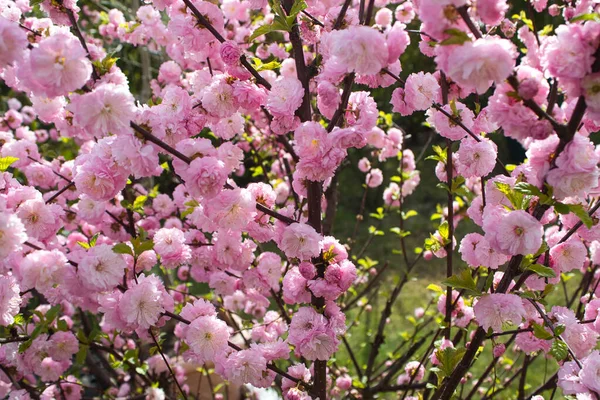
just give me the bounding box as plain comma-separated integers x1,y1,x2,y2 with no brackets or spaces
249,25,278,41
494,181,527,209
369,207,385,220
427,284,444,293
442,269,478,295
512,10,534,30
289,0,307,18
0,157,18,171
124,349,138,364
513,182,543,197
148,185,160,198
13,314,25,326
550,340,568,361
133,195,147,211
531,322,553,340
134,240,154,256
352,378,366,389
554,202,570,214
76,345,88,365
439,29,471,46
92,55,119,76
436,347,467,376
403,210,418,219
112,243,133,256
249,17,291,41
570,12,600,22
255,60,281,71
57,319,69,331
89,233,99,247
438,221,449,240
77,241,90,250
181,207,195,219
568,204,594,229
494,181,512,196
45,305,61,325
526,264,557,278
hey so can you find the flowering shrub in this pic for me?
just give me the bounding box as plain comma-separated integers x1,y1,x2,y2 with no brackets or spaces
1,0,600,399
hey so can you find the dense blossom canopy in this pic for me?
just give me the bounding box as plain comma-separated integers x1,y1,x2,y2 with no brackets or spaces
1,0,600,398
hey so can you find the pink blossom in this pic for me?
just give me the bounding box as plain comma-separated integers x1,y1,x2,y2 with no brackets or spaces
280,223,322,261
78,244,127,291
550,306,598,359
119,274,173,330
69,84,136,137
0,212,27,258
185,315,229,363
584,299,600,333
288,307,338,360
201,77,238,119
47,331,78,361
473,294,526,332
404,72,441,111
20,249,69,297
456,138,497,178
476,0,508,25
220,41,242,66
346,91,378,133
16,199,63,241
0,17,27,68
157,61,181,84
282,267,311,304
222,349,269,386
316,80,341,119
550,239,587,273
266,76,304,117
153,227,191,269
294,121,329,160
541,24,594,80
25,31,92,97
181,156,228,200
73,155,128,202
205,188,256,231
485,209,543,256
0,275,21,326
426,102,475,141
580,351,600,393
558,361,586,395
444,37,517,94
326,26,389,76
546,169,599,200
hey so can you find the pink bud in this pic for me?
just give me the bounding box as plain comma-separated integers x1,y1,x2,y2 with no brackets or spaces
493,344,506,358
299,261,317,280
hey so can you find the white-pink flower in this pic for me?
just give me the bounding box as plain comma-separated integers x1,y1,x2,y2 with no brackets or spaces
26,31,92,98
474,294,526,332
486,210,543,256
445,37,517,94
69,83,136,137
119,274,173,330
0,212,27,258
327,26,389,76
0,16,28,68
78,244,127,291
280,223,322,261
185,315,229,363
0,275,21,326
456,138,497,178
266,76,304,117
